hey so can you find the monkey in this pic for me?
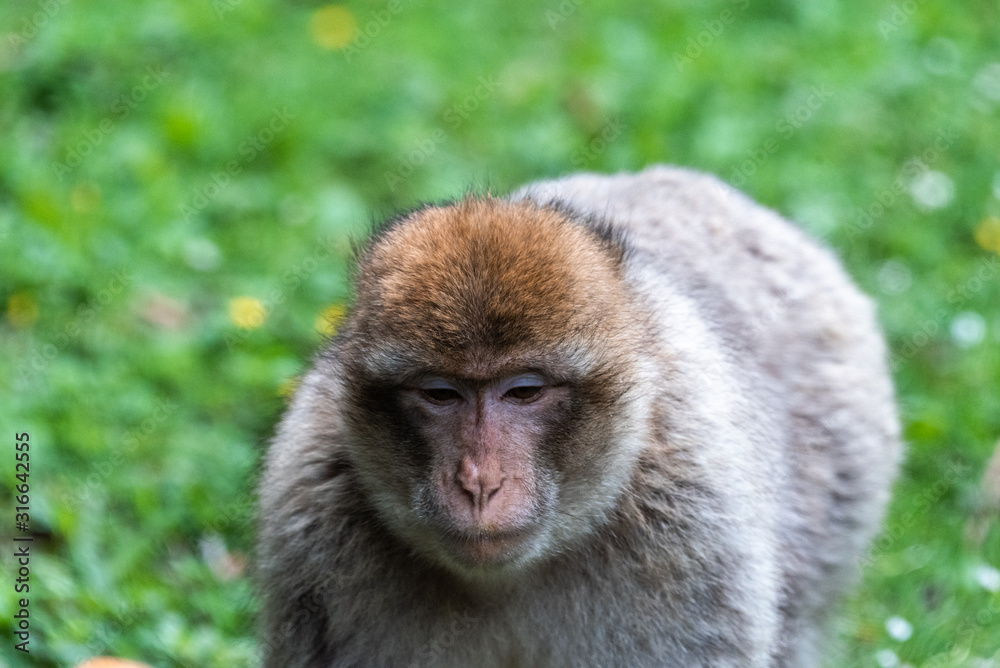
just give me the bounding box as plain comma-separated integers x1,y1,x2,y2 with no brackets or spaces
257,165,902,667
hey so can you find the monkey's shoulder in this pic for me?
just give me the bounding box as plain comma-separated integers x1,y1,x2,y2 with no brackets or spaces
514,165,868,327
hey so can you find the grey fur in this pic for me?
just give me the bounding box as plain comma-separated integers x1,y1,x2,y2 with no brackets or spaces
258,166,902,667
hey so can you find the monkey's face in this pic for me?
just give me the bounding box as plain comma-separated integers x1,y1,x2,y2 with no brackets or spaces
340,348,635,575
336,199,647,576
396,369,569,567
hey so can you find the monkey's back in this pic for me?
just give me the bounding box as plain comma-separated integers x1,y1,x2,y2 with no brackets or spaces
515,166,902,662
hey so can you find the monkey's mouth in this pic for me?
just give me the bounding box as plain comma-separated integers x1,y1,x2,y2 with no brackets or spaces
440,526,538,567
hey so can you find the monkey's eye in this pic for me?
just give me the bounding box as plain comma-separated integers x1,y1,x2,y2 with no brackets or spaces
421,388,462,403
504,385,543,401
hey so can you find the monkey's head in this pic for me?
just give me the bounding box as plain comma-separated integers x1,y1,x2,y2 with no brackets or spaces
333,197,652,577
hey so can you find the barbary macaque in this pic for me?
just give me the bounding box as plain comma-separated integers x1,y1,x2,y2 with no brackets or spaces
258,166,902,667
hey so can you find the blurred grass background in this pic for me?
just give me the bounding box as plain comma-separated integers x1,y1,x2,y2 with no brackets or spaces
1,0,999,666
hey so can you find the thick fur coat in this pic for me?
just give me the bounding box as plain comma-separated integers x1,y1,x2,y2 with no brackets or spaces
257,166,902,667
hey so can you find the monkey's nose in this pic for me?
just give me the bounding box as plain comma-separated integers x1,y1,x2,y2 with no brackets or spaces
456,457,505,514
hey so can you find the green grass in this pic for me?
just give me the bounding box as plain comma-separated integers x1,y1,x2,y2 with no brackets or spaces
1,0,999,665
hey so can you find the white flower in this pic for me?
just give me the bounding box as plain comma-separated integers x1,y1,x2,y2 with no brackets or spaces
975,564,1000,593
886,615,913,642
877,648,900,667
951,312,986,348
909,170,955,210
973,63,1000,103
877,260,912,295
184,237,222,271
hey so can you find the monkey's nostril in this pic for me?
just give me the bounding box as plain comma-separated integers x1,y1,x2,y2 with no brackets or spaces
456,458,506,513
461,486,478,505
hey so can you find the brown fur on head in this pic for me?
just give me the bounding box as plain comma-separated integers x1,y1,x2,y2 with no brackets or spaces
349,197,630,370
334,196,650,577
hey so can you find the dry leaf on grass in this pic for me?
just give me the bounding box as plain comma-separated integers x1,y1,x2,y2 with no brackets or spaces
76,658,154,668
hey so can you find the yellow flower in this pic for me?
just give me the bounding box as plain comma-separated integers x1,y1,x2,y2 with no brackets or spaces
7,292,39,329
277,375,302,400
315,303,347,336
229,296,266,329
70,182,101,213
310,5,357,50
974,216,1000,254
